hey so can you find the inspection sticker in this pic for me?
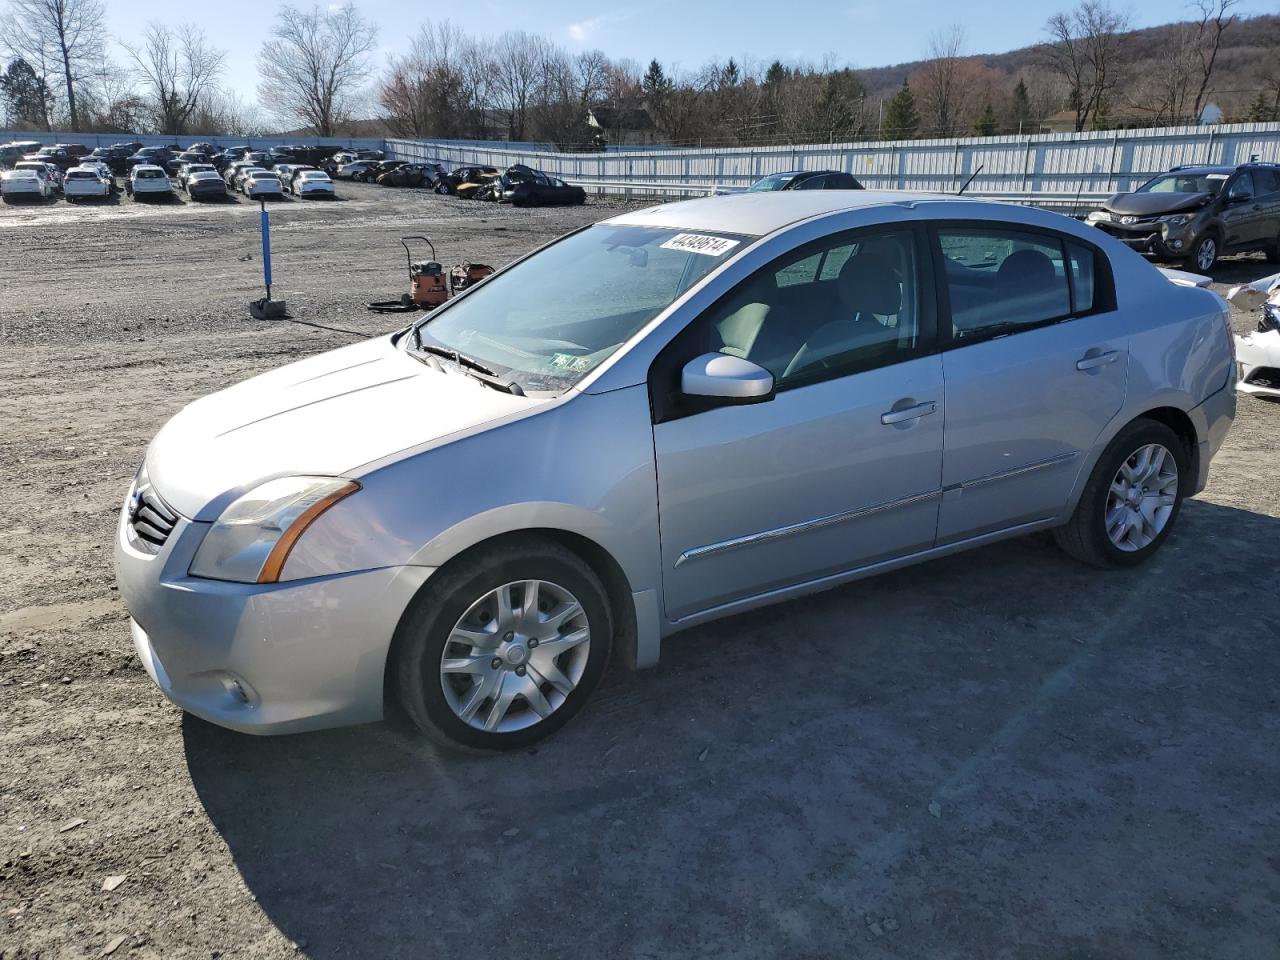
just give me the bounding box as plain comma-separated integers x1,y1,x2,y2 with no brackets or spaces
660,234,741,257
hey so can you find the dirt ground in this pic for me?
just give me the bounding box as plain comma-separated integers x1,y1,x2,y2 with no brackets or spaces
2,182,1279,960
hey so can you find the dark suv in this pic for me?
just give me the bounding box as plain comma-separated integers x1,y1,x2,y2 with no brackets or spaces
1086,162,1280,272
746,170,864,192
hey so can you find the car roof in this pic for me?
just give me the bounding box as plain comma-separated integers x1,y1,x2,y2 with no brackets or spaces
1165,165,1234,175
605,190,979,236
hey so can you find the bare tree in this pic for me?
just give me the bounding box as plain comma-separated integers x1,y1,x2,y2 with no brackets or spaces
1190,0,1239,118
492,31,544,141
1042,1,1130,131
0,0,104,130
125,23,224,136
916,25,969,137
257,3,377,136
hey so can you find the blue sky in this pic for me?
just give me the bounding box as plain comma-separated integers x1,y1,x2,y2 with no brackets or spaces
102,0,1270,103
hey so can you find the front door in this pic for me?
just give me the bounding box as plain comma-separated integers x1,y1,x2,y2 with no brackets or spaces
932,224,1128,544
651,225,945,622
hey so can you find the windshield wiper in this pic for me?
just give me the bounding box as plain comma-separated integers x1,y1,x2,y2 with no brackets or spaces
413,343,524,395
417,343,498,377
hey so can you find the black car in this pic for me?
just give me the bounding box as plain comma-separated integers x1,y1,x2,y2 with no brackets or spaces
746,169,864,192
361,160,405,183
1086,162,1280,272
498,165,586,206
187,142,219,155
87,146,135,174
437,165,500,196
126,146,177,172
23,146,78,171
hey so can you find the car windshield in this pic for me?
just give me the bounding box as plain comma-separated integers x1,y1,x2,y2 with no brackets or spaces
749,173,798,192
136,169,165,179
1137,172,1229,194
301,171,326,179
413,224,754,393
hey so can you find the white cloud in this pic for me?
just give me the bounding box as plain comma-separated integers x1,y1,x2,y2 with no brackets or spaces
566,16,604,44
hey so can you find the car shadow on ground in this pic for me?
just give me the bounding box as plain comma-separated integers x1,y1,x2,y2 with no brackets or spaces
185,498,1280,959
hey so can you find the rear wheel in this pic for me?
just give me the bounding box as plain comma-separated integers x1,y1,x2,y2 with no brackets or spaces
1266,229,1280,264
1053,419,1188,568
394,537,612,751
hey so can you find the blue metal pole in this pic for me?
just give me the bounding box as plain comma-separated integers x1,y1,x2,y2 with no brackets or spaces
260,199,272,300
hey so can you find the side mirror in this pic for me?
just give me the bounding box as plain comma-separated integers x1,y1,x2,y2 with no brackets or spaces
681,352,774,404
1227,191,1252,205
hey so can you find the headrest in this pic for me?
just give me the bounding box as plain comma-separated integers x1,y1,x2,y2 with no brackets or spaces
838,252,901,316
997,249,1055,289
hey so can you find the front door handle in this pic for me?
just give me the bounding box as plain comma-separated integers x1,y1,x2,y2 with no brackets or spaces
1076,350,1118,371
881,400,937,425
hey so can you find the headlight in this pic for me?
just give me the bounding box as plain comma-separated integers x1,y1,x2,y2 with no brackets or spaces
1087,210,1110,222
1160,214,1191,227
189,476,359,584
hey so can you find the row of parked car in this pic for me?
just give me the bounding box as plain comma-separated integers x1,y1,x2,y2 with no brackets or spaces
0,138,348,203
333,157,587,206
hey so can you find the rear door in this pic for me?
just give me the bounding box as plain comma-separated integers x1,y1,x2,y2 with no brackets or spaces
933,224,1127,544
1249,168,1280,249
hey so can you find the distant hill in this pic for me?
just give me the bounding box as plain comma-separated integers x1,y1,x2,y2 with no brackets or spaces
859,13,1280,124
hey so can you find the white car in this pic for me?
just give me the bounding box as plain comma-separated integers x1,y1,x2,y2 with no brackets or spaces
233,166,266,191
129,165,173,199
78,159,117,190
179,162,216,189
293,170,335,197
63,165,112,201
243,171,284,198
0,168,53,201
14,160,62,190
1229,272,1280,400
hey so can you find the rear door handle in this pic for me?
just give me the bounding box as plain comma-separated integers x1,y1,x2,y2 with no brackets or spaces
881,401,937,425
1076,350,1118,371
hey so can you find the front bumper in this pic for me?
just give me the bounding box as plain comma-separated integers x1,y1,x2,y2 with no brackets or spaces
1235,330,1280,398
114,488,433,735
1090,219,1192,259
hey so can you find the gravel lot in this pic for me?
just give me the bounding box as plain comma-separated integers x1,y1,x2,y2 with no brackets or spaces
2,182,1278,960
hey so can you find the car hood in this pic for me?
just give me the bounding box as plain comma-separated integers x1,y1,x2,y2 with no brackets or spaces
1103,192,1210,216
147,336,544,520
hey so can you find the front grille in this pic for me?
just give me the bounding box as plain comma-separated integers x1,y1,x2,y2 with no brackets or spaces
129,483,179,553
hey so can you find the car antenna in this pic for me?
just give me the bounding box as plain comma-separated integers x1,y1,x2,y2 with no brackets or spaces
957,164,984,195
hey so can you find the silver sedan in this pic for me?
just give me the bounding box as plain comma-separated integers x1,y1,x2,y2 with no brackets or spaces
115,191,1236,750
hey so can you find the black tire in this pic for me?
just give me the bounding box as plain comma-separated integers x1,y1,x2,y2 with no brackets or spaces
393,536,613,751
1187,233,1219,274
1053,418,1189,568
1266,231,1280,264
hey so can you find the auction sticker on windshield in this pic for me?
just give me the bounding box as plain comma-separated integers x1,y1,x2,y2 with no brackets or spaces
660,234,741,257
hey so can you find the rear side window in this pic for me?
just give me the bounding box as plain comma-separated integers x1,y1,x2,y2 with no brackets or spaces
936,227,1106,341
1253,168,1280,195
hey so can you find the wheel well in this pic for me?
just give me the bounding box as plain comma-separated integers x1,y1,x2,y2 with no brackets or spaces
1135,406,1199,487
381,529,639,714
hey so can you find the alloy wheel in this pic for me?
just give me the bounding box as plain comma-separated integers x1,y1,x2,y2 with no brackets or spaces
1195,237,1217,272
1105,443,1179,551
439,579,591,733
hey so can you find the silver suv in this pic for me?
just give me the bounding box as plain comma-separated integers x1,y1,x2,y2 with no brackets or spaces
115,192,1236,750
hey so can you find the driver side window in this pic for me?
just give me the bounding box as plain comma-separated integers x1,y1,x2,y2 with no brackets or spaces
1228,172,1255,200
696,228,924,389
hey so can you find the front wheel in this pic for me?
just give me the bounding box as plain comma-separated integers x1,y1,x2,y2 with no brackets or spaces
1053,419,1188,568
394,537,612,751
1188,233,1218,273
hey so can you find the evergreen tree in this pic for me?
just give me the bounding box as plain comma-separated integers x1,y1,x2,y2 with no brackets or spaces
882,78,919,140
720,57,740,89
1247,92,1274,123
1010,78,1033,132
0,59,51,130
973,100,998,136
641,59,670,100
